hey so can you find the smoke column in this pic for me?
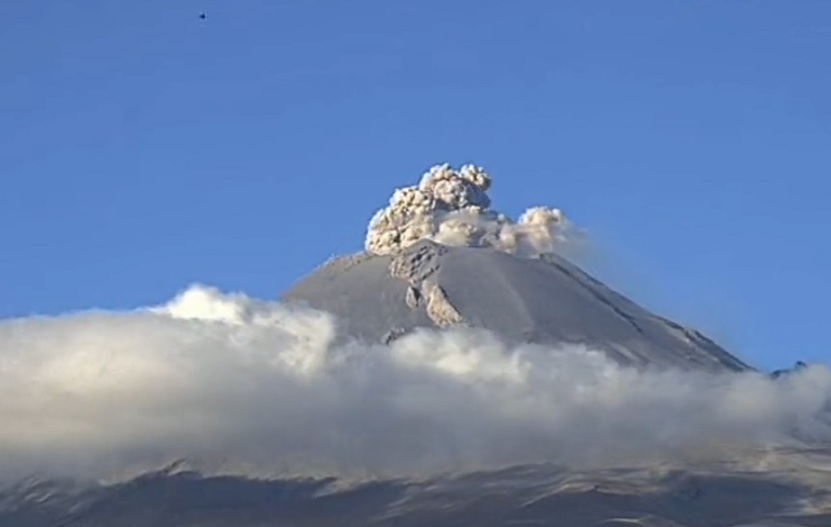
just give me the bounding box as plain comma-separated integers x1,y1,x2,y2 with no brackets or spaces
365,163,577,257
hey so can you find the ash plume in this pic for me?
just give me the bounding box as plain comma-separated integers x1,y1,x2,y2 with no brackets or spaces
365,163,577,257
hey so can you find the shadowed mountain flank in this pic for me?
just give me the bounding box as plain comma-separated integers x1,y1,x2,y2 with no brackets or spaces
4,461,831,527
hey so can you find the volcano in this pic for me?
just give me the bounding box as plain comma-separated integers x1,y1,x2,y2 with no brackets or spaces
285,163,749,372
5,163,829,527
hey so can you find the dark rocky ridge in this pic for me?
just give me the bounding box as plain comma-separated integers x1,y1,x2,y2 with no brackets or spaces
4,462,830,527
283,240,750,372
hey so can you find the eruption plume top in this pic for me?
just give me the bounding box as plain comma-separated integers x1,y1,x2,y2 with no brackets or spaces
365,163,573,257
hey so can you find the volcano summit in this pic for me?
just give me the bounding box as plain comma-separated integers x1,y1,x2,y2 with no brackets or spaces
284,163,749,373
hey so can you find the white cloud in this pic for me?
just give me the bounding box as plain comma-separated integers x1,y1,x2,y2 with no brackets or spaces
1,284,829,483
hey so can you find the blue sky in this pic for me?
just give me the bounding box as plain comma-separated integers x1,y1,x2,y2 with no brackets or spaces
1,1,829,371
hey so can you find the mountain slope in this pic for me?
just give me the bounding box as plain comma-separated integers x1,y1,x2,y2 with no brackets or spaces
5,457,831,527
283,240,749,372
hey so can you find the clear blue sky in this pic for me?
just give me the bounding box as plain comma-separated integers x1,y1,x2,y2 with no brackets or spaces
2,1,829,371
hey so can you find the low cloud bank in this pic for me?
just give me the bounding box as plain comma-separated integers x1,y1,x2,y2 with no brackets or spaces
1,285,829,482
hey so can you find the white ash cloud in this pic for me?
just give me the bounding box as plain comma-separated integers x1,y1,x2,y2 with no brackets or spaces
1,284,830,482
365,163,578,256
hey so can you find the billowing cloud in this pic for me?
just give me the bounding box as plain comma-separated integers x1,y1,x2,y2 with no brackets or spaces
0,284,829,483
365,164,579,256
